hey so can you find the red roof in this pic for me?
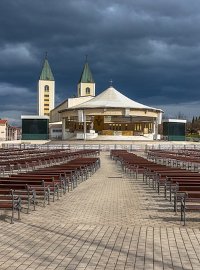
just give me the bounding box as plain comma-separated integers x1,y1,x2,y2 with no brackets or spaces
0,120,7,125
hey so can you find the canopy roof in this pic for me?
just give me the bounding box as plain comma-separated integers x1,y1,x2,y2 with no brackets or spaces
68,86,162,111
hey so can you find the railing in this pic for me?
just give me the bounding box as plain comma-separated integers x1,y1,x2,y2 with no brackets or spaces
2,143,200,152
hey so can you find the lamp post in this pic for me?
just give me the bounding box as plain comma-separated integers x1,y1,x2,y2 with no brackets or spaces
83,111,87,141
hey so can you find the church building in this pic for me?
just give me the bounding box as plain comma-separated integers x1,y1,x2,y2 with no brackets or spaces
49,59,163,140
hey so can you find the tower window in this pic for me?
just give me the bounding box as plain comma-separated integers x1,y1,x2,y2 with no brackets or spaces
44,85,49,92
86,87,90,95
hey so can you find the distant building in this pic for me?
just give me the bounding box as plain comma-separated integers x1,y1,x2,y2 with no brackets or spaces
7,126,21,140
0,119,8,141
0,119,21,141
38,55,55,117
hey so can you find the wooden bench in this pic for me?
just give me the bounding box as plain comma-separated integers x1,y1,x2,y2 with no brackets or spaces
0,190,21,223
180,191,200,225
0,181,49,207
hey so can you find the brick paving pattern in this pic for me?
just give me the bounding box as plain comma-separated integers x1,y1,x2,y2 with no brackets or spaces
0,152,200,269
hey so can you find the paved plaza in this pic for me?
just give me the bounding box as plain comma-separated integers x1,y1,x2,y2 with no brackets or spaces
0,152,200,269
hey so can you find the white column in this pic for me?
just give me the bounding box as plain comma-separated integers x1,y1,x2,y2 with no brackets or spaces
62,118,65,140
153,118,159,140
83,112,87,140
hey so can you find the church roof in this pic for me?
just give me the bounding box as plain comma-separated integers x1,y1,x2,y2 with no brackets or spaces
39,57,54,81
69,86,162,111
79,61,94,83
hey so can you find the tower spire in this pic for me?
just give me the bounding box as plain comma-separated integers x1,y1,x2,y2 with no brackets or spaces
77,57,95,97
39,54,54,81
79,59,94,83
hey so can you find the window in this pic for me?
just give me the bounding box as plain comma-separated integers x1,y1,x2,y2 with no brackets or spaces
44,85,49,92
44,99,49,102
44,104,49,107
44,94,49,97
86,87,90,95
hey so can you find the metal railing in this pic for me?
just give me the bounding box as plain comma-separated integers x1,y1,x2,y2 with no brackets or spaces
2,143,200,152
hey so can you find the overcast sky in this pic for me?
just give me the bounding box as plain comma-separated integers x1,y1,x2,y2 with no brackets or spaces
1,0,200,125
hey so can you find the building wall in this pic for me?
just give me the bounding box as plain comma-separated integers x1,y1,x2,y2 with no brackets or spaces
0,124,7,140
49,123,62,140
38,80,55,116
78,82,95,97
50,100,68,123
61,108,160,118
68,96,94,108
49,96,94,123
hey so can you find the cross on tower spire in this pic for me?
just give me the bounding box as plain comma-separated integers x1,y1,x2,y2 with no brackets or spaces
109,79,113,87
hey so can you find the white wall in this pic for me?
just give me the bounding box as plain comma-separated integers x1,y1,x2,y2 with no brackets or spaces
0,124,7,141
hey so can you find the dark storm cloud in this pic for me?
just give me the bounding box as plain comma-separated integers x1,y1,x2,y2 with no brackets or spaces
1,0,200,124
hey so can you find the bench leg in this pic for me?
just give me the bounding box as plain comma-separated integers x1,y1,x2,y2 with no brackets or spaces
11,208,14,224
18,207,21,221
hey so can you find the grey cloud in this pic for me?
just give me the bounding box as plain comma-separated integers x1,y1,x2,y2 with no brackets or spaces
1,0,200,124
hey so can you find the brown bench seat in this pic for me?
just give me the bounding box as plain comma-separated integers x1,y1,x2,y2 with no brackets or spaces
0,180,49,207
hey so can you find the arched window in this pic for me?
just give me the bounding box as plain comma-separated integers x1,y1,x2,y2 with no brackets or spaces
44,85,49,92
86,87,90,95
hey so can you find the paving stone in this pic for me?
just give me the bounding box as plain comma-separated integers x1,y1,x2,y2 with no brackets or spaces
0,152,199,269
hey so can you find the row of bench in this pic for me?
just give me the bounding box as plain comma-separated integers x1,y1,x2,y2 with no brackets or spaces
0,149,100,176
147,149,200,171
0,150,100,223
110,149,200,225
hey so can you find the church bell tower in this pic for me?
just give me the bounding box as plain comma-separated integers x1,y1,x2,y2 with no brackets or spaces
77,58,95,97
37,54,55,116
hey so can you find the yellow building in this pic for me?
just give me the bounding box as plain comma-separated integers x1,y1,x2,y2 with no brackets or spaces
38,55,55,116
